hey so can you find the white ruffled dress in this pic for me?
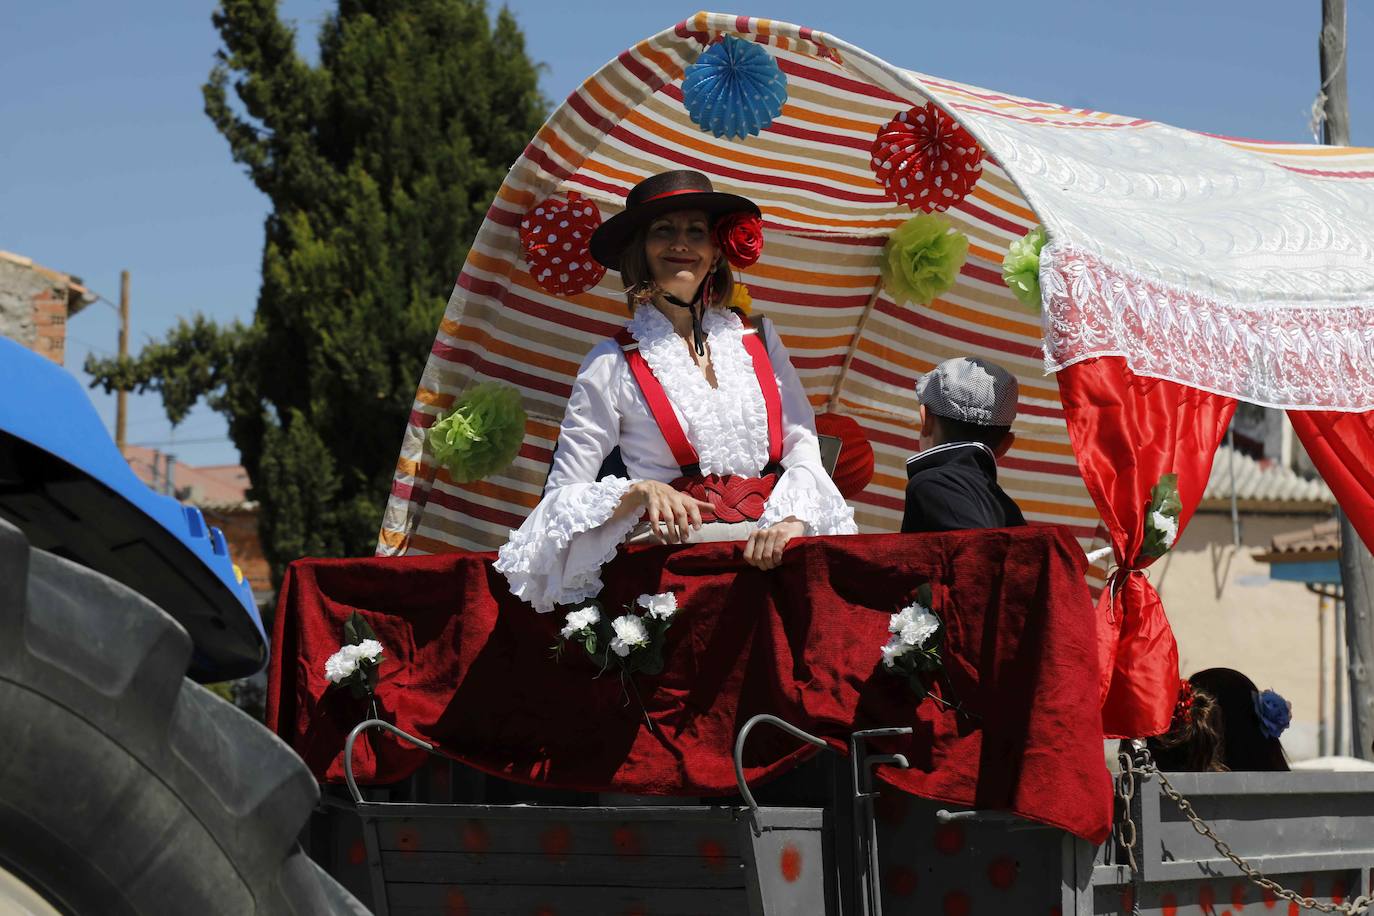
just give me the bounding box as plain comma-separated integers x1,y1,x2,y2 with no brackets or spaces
494,305,857,613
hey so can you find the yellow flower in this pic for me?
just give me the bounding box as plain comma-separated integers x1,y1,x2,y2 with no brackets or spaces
728,281,753,314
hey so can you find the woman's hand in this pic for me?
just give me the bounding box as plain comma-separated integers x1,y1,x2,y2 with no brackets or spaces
743,517,806,570
614,480,712,544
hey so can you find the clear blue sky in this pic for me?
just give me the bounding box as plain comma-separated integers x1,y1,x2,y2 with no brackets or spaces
4,1,1369,467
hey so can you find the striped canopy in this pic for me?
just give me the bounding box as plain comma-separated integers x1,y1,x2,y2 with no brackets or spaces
378,12,1374,560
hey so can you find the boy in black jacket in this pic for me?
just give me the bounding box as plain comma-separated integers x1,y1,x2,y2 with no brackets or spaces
902,356,1026,534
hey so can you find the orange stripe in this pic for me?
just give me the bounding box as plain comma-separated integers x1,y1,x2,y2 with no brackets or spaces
580,155,646,188
969,185,1038,225
378,527,409,551
926,299,1042,340
779,101,881,136
538,127,589,176
582,78,632,124
394,455,424,478
623,108,878,191
406,532,462,555
779,331,855,350
747,261,878,289
767,205,904,230
457,477,541,509
634,40,682,82
497,185,535,208
1013,438,1076,457
415,387,456,409
450,322,581,377
528,419,560,442
1018,498,1099,520
1221,140,1374,157
966,242,1003,264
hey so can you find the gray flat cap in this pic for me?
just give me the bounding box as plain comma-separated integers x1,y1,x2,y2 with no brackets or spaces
916,357,1019,427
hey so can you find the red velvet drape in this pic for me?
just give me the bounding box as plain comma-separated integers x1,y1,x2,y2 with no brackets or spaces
1289,410,1374,552
1057,357,1237,738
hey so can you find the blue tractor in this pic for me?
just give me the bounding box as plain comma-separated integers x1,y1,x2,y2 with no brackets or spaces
0,336,363,914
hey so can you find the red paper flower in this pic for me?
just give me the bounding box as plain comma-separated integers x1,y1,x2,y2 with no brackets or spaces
713,212,764,269
519,192,606,296
1172,678,1195,728
871,103,984,213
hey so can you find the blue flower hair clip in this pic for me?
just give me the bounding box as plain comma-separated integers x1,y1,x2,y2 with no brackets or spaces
1252,688,1292,740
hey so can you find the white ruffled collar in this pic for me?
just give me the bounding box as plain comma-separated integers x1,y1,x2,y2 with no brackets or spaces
627,305,770,475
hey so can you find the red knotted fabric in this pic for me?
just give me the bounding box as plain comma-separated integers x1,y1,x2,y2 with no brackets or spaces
1057,357,1236,738
1288,409,1374,552
266,528,1112,842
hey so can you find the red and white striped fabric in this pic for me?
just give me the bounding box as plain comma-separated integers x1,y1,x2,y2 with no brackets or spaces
377,12,1374,583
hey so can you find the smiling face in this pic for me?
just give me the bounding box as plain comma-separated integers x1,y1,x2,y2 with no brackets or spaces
643,209,718,301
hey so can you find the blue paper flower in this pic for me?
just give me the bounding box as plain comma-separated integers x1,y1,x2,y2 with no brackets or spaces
682,35,788,140
1252,688,1292,740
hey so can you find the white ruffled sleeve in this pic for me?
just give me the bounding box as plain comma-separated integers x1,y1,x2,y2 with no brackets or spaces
755,318,858,536
494,343,643,613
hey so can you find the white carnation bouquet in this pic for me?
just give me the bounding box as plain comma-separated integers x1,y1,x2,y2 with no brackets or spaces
323,612,386,715
879,583,944,702
554,591,678,677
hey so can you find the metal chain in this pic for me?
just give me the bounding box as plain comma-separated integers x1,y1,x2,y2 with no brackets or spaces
1122,747,1372,914
1114,750,1139,874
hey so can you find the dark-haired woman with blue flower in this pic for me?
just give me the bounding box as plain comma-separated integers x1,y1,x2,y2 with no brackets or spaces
1147,668,1290,772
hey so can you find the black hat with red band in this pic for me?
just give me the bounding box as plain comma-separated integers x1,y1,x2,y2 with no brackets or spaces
589,170,760,270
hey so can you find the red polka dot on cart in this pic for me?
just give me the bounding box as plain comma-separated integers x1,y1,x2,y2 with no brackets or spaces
942,889,972,916
520,192,606,296
779,843,803,882
871,102,983,213
932,822,964,855
884,864,918,897
987,856,1017,890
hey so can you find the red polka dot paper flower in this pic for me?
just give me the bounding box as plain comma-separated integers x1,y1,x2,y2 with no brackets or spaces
519,192,606,296
871,102,984,212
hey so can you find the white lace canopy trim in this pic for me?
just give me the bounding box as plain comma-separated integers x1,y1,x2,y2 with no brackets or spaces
628,306,771,474
1042,242,1374,411
492,476,636,613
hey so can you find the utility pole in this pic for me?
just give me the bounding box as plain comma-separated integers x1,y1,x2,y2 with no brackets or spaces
1319,0,1374,760
115,270,130,452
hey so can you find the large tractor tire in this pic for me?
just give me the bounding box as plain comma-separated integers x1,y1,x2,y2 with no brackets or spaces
0,518,367,915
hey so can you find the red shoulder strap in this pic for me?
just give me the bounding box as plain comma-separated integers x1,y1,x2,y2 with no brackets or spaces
735,314,784,466
614,329,699,470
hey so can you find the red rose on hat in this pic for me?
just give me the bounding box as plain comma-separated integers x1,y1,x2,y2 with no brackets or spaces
714,212,764,269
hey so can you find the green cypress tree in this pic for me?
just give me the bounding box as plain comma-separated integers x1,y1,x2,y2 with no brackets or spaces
88,0,547,577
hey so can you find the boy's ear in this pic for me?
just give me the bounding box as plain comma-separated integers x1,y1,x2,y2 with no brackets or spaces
917,403,930,434
993,430,1016,459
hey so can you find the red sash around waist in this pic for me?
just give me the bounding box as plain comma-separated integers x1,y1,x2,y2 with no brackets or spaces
669,473,777,523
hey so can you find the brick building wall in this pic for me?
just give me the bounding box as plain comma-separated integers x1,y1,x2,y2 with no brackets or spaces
0,251,91,365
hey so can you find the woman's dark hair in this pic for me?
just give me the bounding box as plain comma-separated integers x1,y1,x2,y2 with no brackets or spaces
1191,667,1289,772
1146,668,1289,773
618,222,734,315
1146,686,1226,772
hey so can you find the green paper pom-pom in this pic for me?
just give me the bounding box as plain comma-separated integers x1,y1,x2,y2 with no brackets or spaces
880,213,969,307
428,382,527,484
1001,225,1047,311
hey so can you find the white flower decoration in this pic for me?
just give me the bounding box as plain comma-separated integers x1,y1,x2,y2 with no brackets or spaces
889,603,940,648
1152,510,1178,548
609,614,650,657
324,649,357,683
636,591,677,620
880,637,913,669
324,639,383,684
561,606,601,639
